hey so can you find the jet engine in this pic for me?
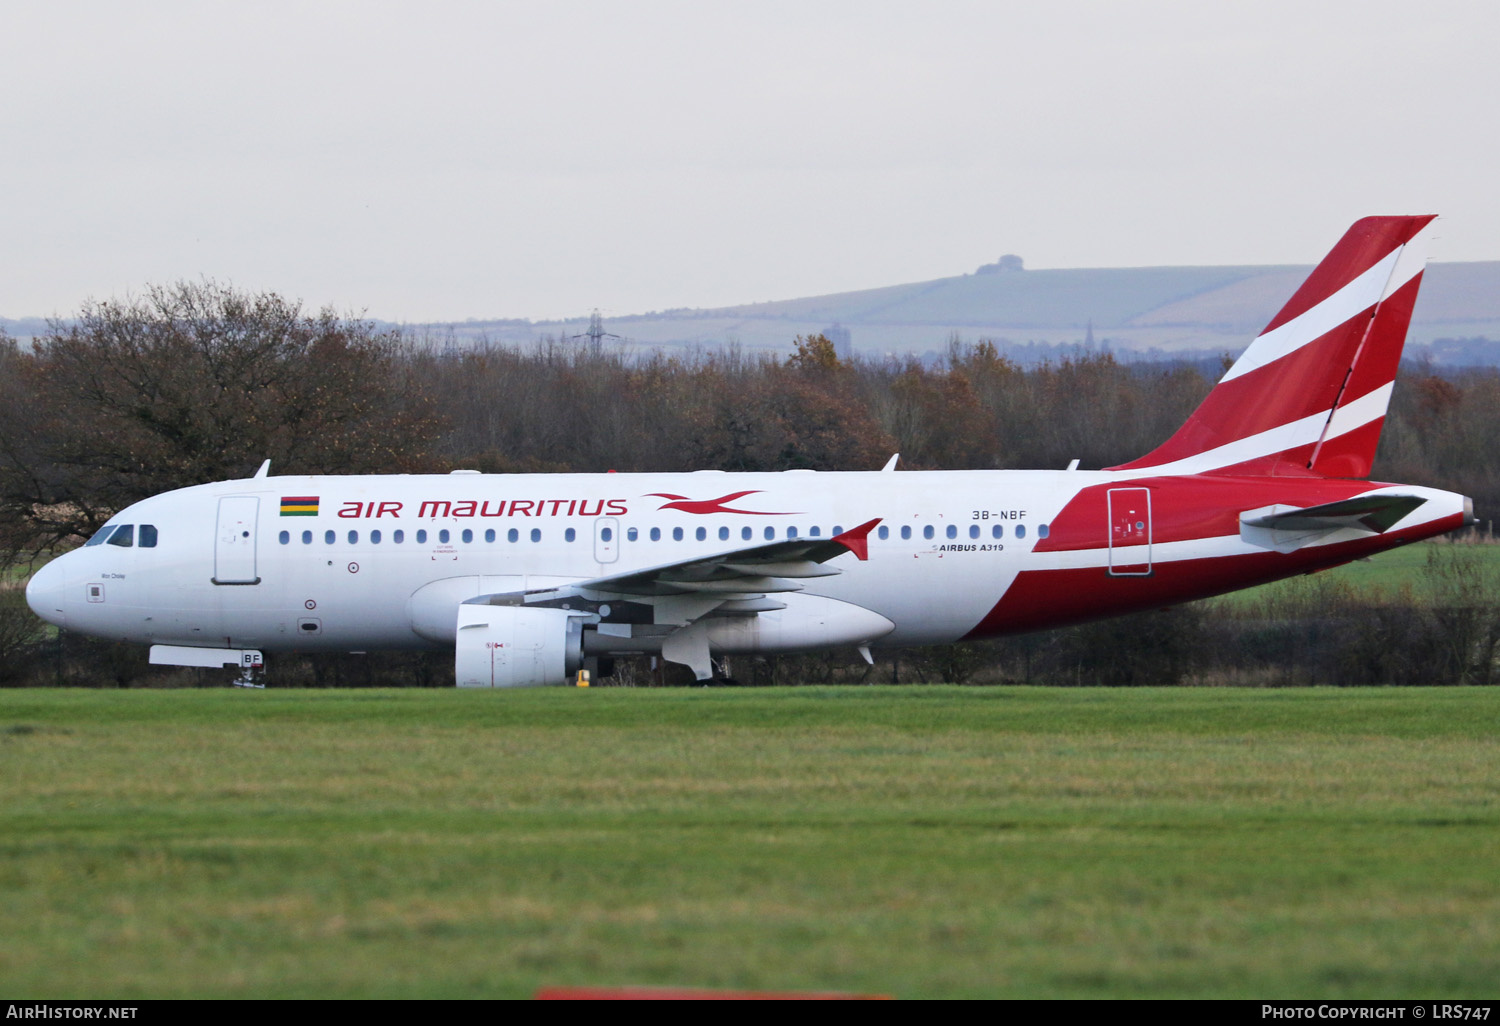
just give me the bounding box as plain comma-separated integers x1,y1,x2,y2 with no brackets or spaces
453,604,585,687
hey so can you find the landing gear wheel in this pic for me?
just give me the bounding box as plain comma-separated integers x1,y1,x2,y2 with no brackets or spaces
232,665,265,689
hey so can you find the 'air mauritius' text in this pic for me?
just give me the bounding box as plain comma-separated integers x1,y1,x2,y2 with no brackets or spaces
338,499,630,519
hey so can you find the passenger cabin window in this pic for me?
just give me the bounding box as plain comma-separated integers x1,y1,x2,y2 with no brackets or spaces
565,528,576,543
695,527,706,541
601,527,613,542
394,530,405,544
764,527,775,540
787,527,798,539
969,525,980,539
139,525,158,548
279,531,290,545
719,527,729,541
992,525,1004,539
901,526,912,540
507,528,518,543
809,526,821,537
107,525,134,547
650,527,661,542
741,527,752,541
672,527,683,541
417,529,428,544
1039,524,1050,539
878,526,889,540
302,530,313,544
325,530,336,544
946,525,957,539
371,530,382,544
1016,525,1027,539
923,525,935,540
832,525,843,535
347,530,359,544
627,528,638,542
439,530,450,544
461,529,472,544
530,528,541,542
485,529,495,543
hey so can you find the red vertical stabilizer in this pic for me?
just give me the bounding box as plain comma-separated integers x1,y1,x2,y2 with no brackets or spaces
1109,215,1435,479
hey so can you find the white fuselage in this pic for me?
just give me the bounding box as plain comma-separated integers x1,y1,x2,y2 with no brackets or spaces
25,468,1470,660
28,470,1074,651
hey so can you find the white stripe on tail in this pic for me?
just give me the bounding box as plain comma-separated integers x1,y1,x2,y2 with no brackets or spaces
1110,215,1435,478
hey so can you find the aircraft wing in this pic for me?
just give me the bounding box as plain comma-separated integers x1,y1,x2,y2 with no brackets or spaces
467,516,881,611
462,518,884,681
554,517,882,598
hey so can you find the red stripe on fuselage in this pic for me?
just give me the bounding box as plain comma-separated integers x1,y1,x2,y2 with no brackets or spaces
1033,476,1385,555
965,511,1466,638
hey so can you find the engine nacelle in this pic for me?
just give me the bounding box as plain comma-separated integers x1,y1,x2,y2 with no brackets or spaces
454,604,584,688
702,595,895,653
408,575,583,644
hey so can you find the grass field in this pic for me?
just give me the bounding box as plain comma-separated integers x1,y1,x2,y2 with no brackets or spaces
1213,539,1500,609
2,687,1498,999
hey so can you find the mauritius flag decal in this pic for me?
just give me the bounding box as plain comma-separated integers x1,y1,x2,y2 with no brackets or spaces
280,496,319,517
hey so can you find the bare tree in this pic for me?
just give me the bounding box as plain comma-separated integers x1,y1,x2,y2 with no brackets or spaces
0,281,443,563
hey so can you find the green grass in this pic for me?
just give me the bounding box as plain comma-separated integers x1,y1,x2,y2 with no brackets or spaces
1213,540,1500,609
2,687,1498,998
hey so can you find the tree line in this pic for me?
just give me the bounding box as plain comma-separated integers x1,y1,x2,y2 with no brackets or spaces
1,281,1496,686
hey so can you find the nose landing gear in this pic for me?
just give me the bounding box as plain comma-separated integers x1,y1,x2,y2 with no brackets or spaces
149,645,265,687
232,649,265,688
232,660,265,689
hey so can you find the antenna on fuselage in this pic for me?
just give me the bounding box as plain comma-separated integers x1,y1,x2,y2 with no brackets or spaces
254,459,271,479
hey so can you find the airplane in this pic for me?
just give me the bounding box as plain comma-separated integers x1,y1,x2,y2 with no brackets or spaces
25,215,1475,687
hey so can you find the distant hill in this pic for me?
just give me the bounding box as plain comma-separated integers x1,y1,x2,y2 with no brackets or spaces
437,260,1500,366
10,262,1500,366
0,316,51,342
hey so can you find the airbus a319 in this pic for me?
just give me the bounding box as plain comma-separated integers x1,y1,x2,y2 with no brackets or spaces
26,216,1474,686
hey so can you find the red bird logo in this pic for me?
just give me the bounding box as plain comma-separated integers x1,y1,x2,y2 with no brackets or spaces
646,491,795,515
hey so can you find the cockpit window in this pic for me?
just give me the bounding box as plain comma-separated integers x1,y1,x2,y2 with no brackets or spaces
86,523,154,547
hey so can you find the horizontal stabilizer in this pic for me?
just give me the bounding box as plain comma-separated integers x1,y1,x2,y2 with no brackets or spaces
1242,493,1427,533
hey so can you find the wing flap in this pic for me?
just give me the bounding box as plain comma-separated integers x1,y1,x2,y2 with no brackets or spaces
468,518,883,615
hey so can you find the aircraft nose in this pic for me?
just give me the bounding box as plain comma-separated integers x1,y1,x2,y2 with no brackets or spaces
25,557,69,627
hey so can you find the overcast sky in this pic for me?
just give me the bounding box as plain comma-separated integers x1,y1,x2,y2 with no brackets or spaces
3,0,1497,323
